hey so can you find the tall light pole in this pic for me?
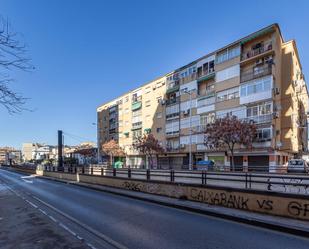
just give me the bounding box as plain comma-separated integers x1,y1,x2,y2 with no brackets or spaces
183,89,193,170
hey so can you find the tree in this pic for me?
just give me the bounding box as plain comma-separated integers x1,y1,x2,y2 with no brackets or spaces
0,17,34,114
102,140,125,167
204,115,256,171
133,134,164,169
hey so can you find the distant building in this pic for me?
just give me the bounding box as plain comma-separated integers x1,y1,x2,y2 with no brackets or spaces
0,147,22,165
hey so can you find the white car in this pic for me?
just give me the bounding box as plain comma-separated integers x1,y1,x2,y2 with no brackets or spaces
287,159,309,173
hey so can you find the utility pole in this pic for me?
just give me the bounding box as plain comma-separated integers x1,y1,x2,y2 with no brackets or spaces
58,130,63,171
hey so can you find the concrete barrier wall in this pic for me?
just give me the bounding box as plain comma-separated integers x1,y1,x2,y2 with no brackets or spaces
42,171,77,181
79,174,309,221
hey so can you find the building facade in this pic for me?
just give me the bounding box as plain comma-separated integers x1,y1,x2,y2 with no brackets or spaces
97,24,308,171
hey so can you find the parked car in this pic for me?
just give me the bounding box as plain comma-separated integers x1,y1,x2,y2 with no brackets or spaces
195,160,215,171
287,159,309,173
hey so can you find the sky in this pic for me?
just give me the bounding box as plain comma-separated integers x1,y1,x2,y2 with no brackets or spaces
1,0,309,149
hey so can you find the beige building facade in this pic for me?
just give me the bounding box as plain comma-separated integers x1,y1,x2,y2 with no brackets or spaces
97,24,308,171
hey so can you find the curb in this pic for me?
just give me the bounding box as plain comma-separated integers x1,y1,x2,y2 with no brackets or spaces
35,175,309,238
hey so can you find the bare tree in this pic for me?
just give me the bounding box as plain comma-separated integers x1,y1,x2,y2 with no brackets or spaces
204,115,256,171
133,134,164,169
0,17,33,114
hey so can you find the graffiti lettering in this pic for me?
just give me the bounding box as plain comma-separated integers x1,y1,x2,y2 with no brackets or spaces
123,181,141,191
190,189,249,210
257,199,273,211
288,202,309,217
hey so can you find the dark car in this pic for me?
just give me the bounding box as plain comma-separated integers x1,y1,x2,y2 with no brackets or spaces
195,160,215,171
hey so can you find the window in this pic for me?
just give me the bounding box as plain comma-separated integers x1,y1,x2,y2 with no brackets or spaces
216,106,246,119
216,87,239,102
216,64,240,83
145,100,151,107
246,102,272,123
156,112,162,118
132,109,141,117
156,127,162,133
145,87,151,94
256,128,272,141
166,104,179,115
125,96,129,102
180,81,197,94
180,115,200,129
216,46,240,64
133,129,142,139
180,99,197,111
200,113,215,126
197,96,215,107
240,76,272,97
166,120,179,134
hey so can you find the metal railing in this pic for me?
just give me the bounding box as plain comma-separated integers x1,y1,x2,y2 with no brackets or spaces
241,42,273,61
240,64,272,83
42,165,309,195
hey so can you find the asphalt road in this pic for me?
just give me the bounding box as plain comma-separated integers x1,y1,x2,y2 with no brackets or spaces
1,169,309,249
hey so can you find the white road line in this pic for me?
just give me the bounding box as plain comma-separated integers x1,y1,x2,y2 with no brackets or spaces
32,195,127,249
38,208,47,215
59,223,77,237
25,199,38,209
48,215,58,223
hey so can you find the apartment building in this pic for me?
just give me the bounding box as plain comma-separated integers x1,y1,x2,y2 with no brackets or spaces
97,23,308,171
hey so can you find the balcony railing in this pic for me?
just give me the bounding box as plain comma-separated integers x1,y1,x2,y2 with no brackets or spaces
166,81,180,93
198,85,215,97
166,96,180,106
197,68,215,82
166,146,180,152
166,131,179,137
244,114,272,124
241,42,273,61
240,64,272,83
179,73,197,84
166,113,179,120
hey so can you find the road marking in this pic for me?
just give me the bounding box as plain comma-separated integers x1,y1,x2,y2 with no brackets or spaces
32,195,127,249
25,199,38,209
48,215,58,223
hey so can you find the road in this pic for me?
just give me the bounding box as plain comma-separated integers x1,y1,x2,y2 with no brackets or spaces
1,168,309,249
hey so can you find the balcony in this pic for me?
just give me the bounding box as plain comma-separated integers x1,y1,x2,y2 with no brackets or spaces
197,69,215,82
166,81,180,94
179,73,197,85
244,114,272,124
198,85,215,97
166,112,179,120
166,131,179,138
166,96,180,106
131,122,142,130
240,64,272,83
241,42,273,62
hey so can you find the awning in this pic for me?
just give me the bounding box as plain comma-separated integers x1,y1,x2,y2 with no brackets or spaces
132,101,142,111
144,128,151,133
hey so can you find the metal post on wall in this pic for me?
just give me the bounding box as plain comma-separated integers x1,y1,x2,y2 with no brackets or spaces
58,130,63,171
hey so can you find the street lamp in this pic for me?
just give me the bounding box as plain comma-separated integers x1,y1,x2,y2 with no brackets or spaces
92,122,100,164
183,89,193,170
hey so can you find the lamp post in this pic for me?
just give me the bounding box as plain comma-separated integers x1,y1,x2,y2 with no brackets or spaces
183,89,193,170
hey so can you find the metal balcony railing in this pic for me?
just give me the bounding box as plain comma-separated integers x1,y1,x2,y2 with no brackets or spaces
241,42,273,61
244,114,272,124
240,64,272,83
166,96,180,106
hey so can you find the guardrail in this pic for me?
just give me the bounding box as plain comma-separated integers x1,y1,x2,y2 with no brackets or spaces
43,165,309,195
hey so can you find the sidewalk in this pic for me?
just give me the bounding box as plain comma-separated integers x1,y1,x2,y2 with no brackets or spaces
39,175,309,238
0,181,88,249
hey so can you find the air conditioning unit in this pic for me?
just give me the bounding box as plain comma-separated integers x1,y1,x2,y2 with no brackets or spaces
264,55,273,64
180,144,186,149
255,58,263,65
273,112,279,119
182,110,190,115
274,87,280,95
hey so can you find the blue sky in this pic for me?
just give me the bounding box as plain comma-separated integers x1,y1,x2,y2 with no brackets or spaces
1,0,309,149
